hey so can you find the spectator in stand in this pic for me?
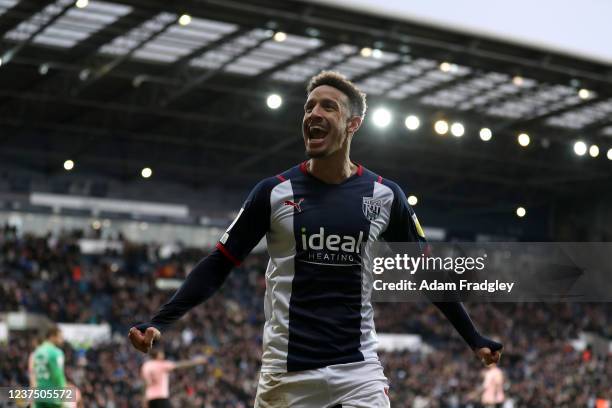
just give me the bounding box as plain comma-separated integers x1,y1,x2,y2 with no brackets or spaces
1,227,610,407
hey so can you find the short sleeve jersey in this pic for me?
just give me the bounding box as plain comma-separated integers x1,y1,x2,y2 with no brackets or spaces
216,162,425,372
482,366,505,404
32,341,66,389
141,360,176,400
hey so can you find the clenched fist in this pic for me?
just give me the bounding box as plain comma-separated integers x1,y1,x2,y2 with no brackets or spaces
128,326,161,353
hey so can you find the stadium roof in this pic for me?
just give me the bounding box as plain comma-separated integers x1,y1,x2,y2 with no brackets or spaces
0,0,611,214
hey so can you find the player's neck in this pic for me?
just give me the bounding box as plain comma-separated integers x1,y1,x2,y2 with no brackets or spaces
307,154,357,184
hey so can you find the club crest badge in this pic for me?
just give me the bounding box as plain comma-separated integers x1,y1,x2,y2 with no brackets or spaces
362,197,382,221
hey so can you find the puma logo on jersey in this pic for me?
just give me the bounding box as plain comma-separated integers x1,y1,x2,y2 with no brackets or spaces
284,198,304,212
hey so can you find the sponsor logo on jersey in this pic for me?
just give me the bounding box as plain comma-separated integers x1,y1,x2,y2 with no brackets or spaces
299,227,364,265
362,197,382,221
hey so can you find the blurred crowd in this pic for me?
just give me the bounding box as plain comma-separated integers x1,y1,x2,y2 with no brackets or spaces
1,225,610,407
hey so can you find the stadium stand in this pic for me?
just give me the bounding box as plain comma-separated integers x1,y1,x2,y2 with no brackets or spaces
1,226,609,407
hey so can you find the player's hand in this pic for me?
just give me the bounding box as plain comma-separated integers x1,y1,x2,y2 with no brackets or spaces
128,326,161,353
475,346,502,367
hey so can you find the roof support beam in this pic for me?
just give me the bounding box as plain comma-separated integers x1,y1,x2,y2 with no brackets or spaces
161,35,270,106
1,0,72,65
0,0,54,38
72,13,178,94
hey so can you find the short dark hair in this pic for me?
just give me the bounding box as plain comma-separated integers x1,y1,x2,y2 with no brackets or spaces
306,71,367,118
46,325,61,339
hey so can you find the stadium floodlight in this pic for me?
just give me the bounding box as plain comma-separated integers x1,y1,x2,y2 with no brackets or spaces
360,47,373,58
573,141,587,156
434,120,449,135
589,144,599,157
450,122,465,137
92,220,101,230
516,206,526,218
372,108,392,128
75,0,88,8
266,94,282,109
407,195,418,206
79,69,90,81
439,62,452,72
608,148,612,161
178,14,192,26
512,76,524,86
63,159,74,171
578,88,591,100
404,115,420,130
479,127,492,141
273,31,287,42
39,64,49,75
141,167,152,178
517,133,530,147
372,49,383,59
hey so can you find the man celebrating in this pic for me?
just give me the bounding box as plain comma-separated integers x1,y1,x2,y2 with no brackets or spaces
129,71,502,407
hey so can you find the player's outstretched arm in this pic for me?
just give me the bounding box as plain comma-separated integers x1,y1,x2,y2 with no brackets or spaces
128,178,273,353
171,356,208,370
434,302,503,366
128,249,234,353
380,180,503,366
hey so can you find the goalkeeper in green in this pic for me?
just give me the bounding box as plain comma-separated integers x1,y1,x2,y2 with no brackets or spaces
30,326,66,408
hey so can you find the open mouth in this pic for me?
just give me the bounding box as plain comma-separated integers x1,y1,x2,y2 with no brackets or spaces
307,125,328,143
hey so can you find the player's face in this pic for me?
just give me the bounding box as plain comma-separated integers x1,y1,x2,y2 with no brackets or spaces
53,331,64,346
302,85,353,159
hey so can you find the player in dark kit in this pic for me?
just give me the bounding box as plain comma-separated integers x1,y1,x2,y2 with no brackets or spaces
129,71,502,407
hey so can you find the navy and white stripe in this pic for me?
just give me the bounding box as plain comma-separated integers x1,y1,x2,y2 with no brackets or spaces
218,162,423,373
